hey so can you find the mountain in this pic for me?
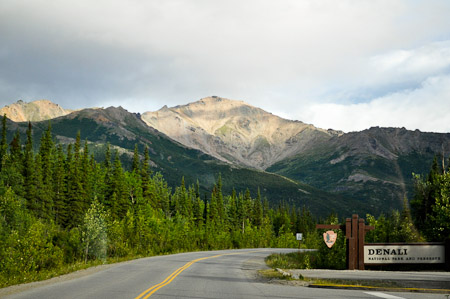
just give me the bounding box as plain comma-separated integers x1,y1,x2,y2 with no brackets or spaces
3,98,450,216
268,127,450,213
0,99,73,122
5,106,357,217
141,97,450,214
141,96,341,170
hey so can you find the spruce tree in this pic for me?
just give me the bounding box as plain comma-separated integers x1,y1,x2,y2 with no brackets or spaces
132,144,140,174
65,139,85,227
24,122,38,214
109,151,128,219
1,129,24,197
53,145,66,225
253,188,263,227
38,123,55,219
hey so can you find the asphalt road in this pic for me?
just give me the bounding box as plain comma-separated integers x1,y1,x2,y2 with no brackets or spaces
3,249,446,299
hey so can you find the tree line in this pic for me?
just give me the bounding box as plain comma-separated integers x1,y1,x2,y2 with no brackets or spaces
1,114,449,284
0,117,316,287
366,155,450,244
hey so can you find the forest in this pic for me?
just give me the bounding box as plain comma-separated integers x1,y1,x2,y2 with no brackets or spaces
1,115,449,287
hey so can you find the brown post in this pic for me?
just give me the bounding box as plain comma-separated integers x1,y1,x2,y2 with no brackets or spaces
358,218,365,270
345,218,352,239
318,214,374,270
348,214,358,270
346,216,355,270
345,217,351,269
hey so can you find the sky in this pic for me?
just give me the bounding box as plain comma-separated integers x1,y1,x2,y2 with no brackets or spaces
1,0,450,133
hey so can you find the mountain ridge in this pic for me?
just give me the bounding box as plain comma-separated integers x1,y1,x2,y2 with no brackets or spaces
2,97,449,216
4,105,360,217
142,96,340,169
0,99,74,122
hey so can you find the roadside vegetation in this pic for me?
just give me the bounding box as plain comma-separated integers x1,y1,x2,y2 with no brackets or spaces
266,156,450,270
0,117,313,287
1,114,449,287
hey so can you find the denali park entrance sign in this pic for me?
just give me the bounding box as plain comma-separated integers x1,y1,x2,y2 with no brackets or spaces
365,244,445,264
317,214,450,270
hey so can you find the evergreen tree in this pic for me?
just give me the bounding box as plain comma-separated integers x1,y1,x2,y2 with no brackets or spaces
411,156,445,240
24,122,38,214
53,145,66,225
132,144,140,174
65,139,85,228
80,140,92,208
109,151,128,219
38,123,55,219
1,129,24,197
252,188,263,227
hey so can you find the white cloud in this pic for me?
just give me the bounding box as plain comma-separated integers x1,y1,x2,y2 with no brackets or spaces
302,75,450,133
366,41,450,88
1,0,450,132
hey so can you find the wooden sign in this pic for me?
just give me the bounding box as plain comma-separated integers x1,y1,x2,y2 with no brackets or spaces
364,244,445,264
323,230,337,248
316,214,375,270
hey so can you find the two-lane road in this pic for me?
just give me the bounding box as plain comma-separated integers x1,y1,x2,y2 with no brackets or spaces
3,249,443,299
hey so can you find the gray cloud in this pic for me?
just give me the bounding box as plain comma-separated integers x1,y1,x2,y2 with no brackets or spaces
1,0,450,131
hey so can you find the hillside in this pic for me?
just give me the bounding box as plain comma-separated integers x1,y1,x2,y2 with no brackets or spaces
268,127,450,213
3,98,450,216
5,106,361,217
0,99,73,122
142,96,339,169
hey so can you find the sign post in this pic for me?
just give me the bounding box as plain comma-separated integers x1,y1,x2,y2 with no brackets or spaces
317,214,449,271
296,233,303,250
316,214,374,270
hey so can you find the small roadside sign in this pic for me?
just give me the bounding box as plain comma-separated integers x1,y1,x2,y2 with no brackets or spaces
296,233,303,241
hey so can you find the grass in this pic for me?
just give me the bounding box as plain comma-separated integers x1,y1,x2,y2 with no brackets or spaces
258,269,287,280
263,252,450,294
310,278,400,289
0,255,145,289
0,260,103,288
265,251,316,270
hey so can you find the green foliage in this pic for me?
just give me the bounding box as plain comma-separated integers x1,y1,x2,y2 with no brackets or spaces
82,199,108,263
313,214,347,270
366,200,422,243
266,233,346,270
0,188,64,287
266,214,346,270
429,172,450,240
1,122,319,287
265,251,315,270
268,143,443,217
20,113,364,218
410,156,450,241
4,118,444,286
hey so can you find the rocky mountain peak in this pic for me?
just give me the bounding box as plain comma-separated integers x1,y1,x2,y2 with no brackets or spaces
0,99,73,122
142,96,332,169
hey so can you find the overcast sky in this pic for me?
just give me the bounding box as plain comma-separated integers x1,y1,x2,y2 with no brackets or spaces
1,0,450,133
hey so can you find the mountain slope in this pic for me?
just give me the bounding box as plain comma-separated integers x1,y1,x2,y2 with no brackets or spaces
3,99,450,217
0,99,73,122
268,127,450,213
142,96,338,169
6,106,361,217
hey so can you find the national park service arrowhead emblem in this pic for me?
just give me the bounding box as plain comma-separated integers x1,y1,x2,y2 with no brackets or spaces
323,230,337,248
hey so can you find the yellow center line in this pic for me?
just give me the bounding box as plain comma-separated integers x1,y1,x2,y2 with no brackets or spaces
134,250,264,299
